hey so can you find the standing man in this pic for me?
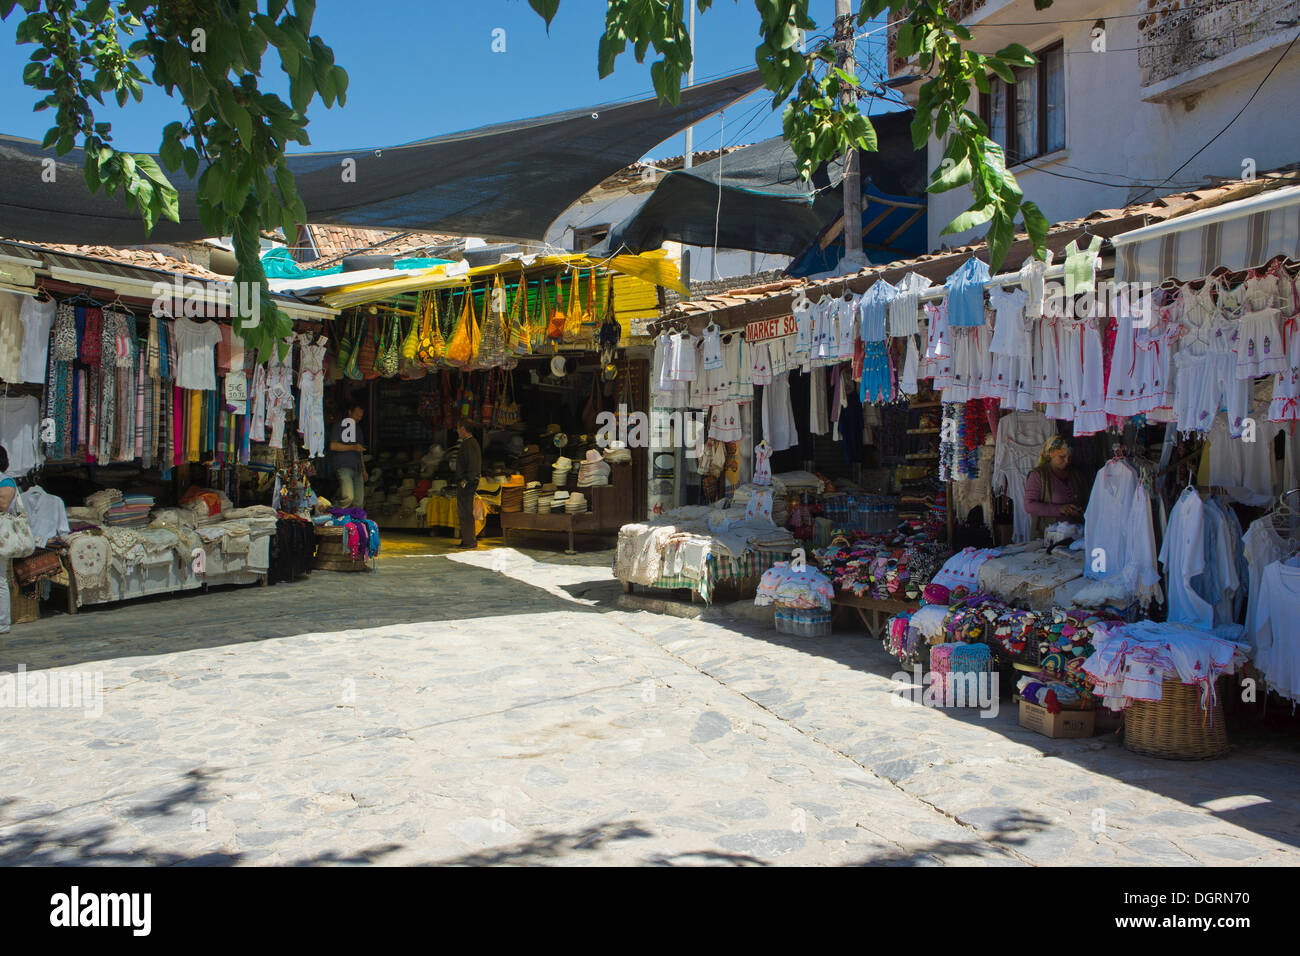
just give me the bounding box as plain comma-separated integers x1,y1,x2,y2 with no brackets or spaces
456,419,482,549
329,401,368,510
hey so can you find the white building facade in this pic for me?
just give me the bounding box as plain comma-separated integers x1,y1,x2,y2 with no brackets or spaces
891,0,1300,251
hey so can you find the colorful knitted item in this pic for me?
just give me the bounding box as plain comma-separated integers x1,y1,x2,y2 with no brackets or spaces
949,641,993,674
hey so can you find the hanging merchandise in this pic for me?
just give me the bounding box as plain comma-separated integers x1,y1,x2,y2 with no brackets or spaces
358,313,381,379
944,257,992,328
544,273,566,341
341,313,364,380
1062,234,1103,296
496,371,520,426
298,333,327,458
560,268,586,342
416,291,445,367
377,315,400,377
480,369,496,425
444,289,479,369
478,276,509,368
509,273,534,356
531,278,551,353
400,312,420,362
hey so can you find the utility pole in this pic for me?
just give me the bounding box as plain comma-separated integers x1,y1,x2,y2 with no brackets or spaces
683,1,696,170
835,0,864,267
681,2,696,288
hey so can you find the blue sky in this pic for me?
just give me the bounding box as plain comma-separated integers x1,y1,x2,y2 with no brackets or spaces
0,1,898,162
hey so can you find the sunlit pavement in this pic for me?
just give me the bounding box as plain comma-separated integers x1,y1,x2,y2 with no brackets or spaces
1,537,1297,866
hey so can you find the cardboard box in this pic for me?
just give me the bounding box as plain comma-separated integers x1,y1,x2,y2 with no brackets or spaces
1019,699,1096,739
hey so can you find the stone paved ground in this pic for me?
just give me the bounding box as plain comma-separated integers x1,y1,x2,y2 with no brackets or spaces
2,539,1298,866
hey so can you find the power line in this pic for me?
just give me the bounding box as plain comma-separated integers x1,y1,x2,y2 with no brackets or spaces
1130,26,1300,203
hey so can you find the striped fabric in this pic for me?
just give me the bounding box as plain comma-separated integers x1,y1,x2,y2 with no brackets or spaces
1115,184,1300,285
647,550,784,604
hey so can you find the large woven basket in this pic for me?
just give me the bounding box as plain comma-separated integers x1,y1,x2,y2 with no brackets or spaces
7,563,40,625
313,526,371,573
1124,677,1228,760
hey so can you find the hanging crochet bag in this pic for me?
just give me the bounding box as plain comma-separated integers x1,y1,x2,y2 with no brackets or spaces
341,314,364,380
496,371,520,426
400,312,419,362
509,275,532,355
562,269,586,342
530,280,550,353
415,292,445,367
478,276,508,368
547,273,569,341
378,316,400,377
358,314,381,379
444,290,478,369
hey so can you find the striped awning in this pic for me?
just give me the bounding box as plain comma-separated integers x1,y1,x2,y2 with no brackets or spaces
1113,184,1300,284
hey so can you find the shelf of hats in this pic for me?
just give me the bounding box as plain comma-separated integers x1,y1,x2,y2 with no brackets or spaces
621,196,1300,756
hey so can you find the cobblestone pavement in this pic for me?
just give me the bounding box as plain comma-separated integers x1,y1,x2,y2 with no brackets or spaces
2,540,1298,866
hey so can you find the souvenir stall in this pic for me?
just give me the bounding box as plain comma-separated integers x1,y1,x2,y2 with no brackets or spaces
622,284,952,607
881,201,1300,752
645,179,1300,755
308,254,676,550
0,252,344,624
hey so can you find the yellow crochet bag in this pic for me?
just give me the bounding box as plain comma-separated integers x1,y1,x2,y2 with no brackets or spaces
415,292,445,367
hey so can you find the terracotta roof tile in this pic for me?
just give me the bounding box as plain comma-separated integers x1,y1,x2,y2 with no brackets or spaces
298,225,461,267
0,238,227,281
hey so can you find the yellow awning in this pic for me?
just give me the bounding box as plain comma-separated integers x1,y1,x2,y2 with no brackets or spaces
319,250,685,309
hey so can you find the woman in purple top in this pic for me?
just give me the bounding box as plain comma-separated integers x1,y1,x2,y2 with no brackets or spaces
1025,435,1088,539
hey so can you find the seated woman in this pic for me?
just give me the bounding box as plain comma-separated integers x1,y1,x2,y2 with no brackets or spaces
1025,436,1088,541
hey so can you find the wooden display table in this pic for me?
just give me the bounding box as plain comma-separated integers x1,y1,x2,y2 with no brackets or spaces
831,589,919,638
500,462,637,553
501,510,602,554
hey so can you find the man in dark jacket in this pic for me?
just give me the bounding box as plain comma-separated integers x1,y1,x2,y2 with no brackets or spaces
456,419,482,549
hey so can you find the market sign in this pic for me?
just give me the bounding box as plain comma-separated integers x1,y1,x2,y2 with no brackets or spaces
744,313,798,343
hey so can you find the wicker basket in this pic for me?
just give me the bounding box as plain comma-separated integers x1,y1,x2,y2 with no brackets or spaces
7,564,40,625
1123,677,1228,760
312,526,371,573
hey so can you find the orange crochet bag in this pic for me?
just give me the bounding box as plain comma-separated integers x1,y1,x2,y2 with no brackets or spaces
546,272,567,341
444,289,479,369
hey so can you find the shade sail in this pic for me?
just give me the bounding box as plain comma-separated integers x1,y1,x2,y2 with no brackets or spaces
595,109,925,257
1113,183,1300,284
0,70,762,246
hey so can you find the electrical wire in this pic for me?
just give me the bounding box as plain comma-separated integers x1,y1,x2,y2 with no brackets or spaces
1129,26,1300,203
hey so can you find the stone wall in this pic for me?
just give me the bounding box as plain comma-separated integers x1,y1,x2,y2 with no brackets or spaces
1138,0,1300,86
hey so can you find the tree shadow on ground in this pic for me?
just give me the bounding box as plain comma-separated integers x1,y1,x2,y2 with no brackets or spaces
846,808,1054,865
